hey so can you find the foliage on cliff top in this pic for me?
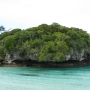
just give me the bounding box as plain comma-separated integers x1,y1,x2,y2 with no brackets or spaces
0,23,90,62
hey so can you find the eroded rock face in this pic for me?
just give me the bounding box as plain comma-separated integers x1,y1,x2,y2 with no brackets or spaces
65,48,87,61
5,50,38,64
5,48,90,64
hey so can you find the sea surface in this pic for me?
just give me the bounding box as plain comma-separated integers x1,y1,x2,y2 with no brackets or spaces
0,66,90,90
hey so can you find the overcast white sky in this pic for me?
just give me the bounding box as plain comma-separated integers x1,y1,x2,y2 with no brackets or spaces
0,0,90,33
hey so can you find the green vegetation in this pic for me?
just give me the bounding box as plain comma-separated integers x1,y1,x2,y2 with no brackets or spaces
0,23,90,62
0,26,5,31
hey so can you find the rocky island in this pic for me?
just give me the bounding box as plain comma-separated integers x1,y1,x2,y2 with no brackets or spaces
0,23,90,67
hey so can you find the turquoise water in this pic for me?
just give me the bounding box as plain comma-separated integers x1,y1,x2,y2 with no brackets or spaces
0,66,90,90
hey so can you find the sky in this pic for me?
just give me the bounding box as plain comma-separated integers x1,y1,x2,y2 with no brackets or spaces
0,0,90,33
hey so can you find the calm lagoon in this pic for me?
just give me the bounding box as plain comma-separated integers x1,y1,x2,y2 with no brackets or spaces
0,66,90,90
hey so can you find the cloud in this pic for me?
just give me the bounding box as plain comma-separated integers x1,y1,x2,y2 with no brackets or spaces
0,0,90,33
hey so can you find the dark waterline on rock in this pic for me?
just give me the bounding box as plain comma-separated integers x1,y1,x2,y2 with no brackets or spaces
1,59,90,68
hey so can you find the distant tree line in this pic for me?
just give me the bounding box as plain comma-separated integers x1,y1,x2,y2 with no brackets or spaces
0,26,5,31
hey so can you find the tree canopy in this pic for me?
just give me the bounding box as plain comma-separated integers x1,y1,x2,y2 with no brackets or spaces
0,26,5,31
0,23,90,62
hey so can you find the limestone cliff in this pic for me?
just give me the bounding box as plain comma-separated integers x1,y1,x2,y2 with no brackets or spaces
5,50,38,64
4,48,90,64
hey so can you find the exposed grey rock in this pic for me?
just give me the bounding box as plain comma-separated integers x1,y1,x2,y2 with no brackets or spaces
5,50,38,64
65,48,89,61
5,48,90,64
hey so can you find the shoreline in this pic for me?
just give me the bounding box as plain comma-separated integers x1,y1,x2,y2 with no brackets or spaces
0,60,89,68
